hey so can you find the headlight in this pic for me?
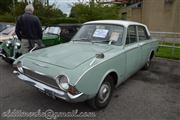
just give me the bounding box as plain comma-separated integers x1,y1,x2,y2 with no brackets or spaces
15,42,21,49
56,75,69,91
17,61,23,73
6,40,12,47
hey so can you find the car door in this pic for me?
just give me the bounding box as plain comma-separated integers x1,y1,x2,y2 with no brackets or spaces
137,25,151,66
124,25,141,79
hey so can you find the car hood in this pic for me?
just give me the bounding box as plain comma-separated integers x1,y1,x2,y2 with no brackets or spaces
0,35,13,42
26,42,113,69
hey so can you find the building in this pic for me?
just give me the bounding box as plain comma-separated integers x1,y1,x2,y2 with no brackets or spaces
120,0,180,32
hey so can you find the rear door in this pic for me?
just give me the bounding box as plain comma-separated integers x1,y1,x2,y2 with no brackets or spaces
137,25,151,66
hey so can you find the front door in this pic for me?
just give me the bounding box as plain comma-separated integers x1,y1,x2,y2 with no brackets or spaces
124,25,141,79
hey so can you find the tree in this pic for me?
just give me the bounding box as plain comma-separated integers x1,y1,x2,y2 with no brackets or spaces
0,0,15,13
69,0,121,22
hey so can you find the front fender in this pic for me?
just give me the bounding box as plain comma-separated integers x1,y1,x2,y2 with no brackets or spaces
75,53,126,98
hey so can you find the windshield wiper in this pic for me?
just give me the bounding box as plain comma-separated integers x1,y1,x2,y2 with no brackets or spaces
91,40,110,44
72,38,91,42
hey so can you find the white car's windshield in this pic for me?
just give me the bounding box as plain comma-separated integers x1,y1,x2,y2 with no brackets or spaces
72,24,124,45
44,27,61,35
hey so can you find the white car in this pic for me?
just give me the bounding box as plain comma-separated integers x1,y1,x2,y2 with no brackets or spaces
0,26,17,43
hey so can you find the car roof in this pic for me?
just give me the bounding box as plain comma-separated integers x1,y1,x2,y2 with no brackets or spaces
48,24,81,27
84,20,146,27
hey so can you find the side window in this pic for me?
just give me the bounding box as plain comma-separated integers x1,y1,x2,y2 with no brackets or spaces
138,26,149,41
126,26,137,44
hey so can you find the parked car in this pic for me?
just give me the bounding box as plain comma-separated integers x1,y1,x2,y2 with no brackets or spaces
13,20,159,109
0,26,16,44
43,24,81,46
0,23,9,32
0,24,81,63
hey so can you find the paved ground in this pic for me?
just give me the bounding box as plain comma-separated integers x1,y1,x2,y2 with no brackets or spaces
0,57,180,120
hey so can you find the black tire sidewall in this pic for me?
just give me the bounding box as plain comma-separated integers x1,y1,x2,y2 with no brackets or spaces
89,75,114,109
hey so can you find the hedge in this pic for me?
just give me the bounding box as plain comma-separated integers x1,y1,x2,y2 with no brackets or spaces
0,15,80,25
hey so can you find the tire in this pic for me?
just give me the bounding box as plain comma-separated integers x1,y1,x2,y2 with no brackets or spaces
88,75,115,110
1,51,14,64
2,57,14,64
143,52,153,70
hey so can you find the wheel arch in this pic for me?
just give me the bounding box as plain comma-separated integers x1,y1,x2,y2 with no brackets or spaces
98,69,118,89
150,50,154,60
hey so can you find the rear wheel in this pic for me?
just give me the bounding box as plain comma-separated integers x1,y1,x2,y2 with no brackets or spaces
143,51,154,70
88,76,114,110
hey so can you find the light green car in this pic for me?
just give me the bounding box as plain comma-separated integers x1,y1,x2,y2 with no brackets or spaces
13,20,159,109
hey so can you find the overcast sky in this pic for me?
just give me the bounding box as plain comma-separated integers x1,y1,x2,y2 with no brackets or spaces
49,0,81,15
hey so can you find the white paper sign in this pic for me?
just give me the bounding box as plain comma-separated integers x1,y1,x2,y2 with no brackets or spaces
110,32,120,41
93,29,109,38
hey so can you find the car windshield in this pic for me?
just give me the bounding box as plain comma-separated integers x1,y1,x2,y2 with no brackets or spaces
44,27,61,35
72,24,124,45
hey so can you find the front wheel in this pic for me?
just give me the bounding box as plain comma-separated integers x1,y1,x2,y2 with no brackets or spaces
88,76,114,110
1,51,14,64
2,57,14,64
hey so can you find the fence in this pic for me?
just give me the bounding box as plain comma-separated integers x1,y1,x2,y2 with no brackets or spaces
150,31,180,59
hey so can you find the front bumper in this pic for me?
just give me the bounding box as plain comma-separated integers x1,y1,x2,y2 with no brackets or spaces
14,71,88,103
0,48,6,58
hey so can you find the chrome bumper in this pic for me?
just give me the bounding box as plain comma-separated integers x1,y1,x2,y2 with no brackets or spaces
0,48,5,58
14,71,88,103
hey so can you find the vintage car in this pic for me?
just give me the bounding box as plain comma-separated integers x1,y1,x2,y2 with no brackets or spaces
13,20,159,109
0,23,10,32
43,24,81,45
0,26,16,44
0,24,81,63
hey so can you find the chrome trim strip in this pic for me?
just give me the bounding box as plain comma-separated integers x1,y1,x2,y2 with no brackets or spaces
89,58,96,66
0,53,5,58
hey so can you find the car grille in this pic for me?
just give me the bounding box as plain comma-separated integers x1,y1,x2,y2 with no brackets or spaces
23,68,59,89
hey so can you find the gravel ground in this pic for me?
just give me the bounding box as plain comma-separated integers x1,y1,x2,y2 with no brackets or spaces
0,57,180,120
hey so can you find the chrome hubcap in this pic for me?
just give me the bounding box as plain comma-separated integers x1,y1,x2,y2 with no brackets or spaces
98,83,111,103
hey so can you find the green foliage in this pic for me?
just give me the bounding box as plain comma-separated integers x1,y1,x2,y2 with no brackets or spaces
0,15,15,23
155,47,180,60
33,2,65,18
0,0,14,14
0,0,122,25
0,1,66,25
155,42,180,60
14,2,27,17
40,17,79,26
69,1,121,22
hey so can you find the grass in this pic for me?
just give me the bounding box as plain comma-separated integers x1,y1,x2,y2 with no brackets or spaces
155,46,180,60
159,42,180,46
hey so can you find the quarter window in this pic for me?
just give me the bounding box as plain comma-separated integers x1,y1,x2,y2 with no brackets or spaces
137,26,149,41
126,26,137,44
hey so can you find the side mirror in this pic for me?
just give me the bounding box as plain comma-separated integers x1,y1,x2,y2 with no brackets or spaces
96,53,104,59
